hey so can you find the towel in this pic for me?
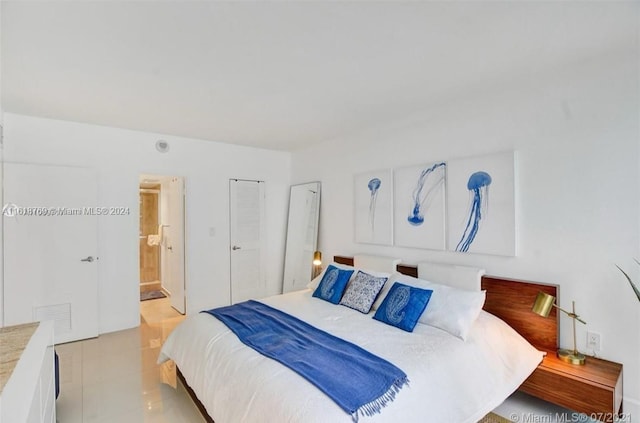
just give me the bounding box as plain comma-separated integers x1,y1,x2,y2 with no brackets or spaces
147,234,161,246
147,224,165,246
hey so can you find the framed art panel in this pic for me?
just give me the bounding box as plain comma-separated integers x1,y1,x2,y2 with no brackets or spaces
354,169,393,245
447,151,516,256
393,162,446,250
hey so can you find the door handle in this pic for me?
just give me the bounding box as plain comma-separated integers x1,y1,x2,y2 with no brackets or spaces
167,245,173,251
81,256,94,263
232,246,241,250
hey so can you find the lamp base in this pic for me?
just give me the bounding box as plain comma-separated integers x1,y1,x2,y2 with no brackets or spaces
557,349,586,365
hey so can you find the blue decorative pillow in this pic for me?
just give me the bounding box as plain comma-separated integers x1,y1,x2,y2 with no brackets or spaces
339,271,388,313
373,282,433,332
312,265,354,304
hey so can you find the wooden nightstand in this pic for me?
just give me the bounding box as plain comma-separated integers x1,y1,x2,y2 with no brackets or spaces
519,351,623,422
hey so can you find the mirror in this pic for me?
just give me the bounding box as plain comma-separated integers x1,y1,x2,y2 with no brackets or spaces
282,182,321,293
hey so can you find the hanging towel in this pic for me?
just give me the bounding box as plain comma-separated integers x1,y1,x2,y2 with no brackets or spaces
147,224,166,246
147,234,161,246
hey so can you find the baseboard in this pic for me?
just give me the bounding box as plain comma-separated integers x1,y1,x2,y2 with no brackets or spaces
623,396,639,422
140,280,161,293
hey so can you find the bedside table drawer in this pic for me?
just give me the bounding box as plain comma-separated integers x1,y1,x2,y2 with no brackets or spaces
522,367,616,413
520,361,623,423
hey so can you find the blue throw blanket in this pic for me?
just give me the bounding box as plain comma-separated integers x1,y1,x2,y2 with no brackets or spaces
203,300,408,422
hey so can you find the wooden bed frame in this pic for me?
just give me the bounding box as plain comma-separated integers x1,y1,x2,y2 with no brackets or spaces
178,255,559,422
178,367,215,423
334,255,559,352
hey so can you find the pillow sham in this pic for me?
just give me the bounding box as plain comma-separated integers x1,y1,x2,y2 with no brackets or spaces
417,262,485,291
353,254,401,274
307,262,356,291
373,282,433,332
309,263,391,291
311,265,354,304
339,271,388,313
384,273,486,341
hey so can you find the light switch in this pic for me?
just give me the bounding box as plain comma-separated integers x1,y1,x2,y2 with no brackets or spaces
209,227,216,237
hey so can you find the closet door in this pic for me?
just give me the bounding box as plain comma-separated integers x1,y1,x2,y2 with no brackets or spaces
229,179,266,303
3,163,99,344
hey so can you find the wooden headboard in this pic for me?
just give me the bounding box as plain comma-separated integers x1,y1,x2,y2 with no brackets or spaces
333,256,558,352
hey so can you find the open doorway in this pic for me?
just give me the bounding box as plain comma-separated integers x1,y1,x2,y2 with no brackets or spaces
139,174,186,324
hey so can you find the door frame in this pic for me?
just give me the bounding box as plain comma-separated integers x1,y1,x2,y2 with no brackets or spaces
138,173,187,315
139,187,161,284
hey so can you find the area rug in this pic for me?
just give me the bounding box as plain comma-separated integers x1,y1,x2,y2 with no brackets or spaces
478,412,513,423
140,290,167,302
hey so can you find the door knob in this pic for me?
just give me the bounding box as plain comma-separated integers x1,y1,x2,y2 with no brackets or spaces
81,256,94,262
232,246,241,250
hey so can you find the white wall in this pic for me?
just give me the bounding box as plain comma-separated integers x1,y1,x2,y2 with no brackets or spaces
1,114,291,334
292,29,640,416
0,0,5,328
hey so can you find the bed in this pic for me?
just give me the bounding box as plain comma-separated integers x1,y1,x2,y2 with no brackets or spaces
159,255,558,423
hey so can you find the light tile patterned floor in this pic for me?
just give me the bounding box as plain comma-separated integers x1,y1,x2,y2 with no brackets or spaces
55,298,205,423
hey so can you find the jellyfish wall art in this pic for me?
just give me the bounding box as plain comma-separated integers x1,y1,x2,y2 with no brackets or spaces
367,178,381,232
407,162,446,226
393,162,447,250
455,171,492,252
447,152,515,256
354,169,393,245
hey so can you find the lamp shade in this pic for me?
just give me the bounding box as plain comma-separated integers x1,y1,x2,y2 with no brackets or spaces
313,251,322,266
532,291,555,318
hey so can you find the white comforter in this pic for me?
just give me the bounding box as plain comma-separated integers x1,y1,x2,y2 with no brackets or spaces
159,289,543,423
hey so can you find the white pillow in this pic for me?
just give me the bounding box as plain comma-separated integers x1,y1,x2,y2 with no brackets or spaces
384,272,486,341
417,262,485,291
353,254,401,274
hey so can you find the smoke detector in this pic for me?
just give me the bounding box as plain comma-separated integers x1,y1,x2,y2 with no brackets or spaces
155,140,170,153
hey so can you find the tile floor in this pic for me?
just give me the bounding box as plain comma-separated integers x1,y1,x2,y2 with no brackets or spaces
55,298,206,423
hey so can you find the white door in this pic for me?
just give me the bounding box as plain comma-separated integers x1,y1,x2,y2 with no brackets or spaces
229,179,266,303
3,163,99,344
166,176,186,314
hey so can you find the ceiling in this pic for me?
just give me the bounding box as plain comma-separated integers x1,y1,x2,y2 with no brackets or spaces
1,1,636,151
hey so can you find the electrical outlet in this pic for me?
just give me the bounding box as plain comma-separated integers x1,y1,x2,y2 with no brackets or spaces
587,331,601,352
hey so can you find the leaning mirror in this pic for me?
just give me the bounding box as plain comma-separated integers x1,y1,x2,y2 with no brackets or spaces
282,182,321,293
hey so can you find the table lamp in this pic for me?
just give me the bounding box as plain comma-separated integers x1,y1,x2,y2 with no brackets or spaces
313,251,322,266
532,291,587,365
312,251,322,279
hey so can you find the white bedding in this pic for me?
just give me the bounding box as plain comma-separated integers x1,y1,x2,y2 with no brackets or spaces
159,289,543,423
